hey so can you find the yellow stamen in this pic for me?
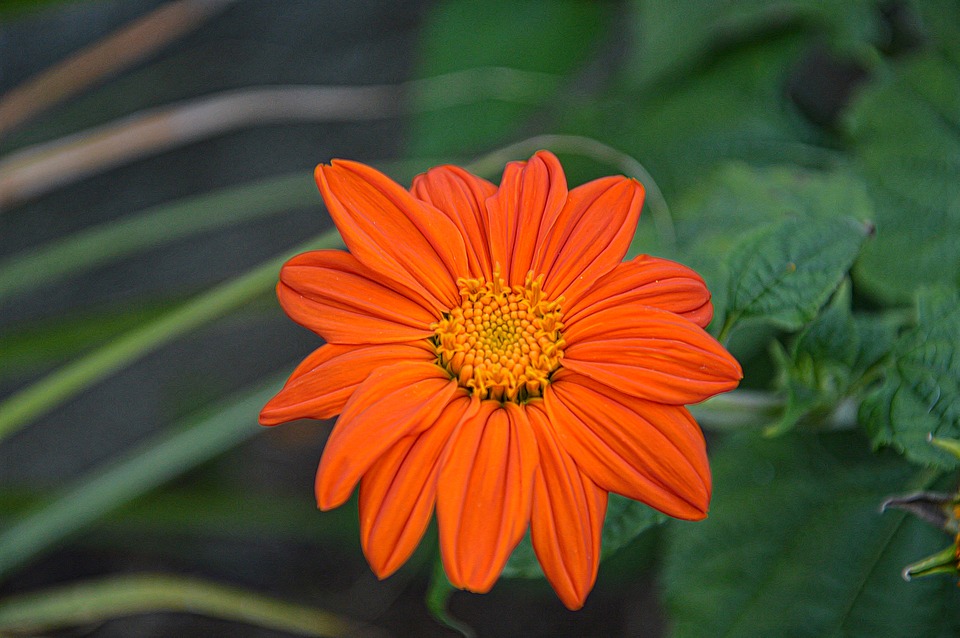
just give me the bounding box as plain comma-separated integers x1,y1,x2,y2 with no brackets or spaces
433,267,564,402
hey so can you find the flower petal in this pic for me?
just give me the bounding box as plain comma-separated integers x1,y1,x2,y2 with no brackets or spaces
358,395,470,578
545,372,712,520
566,254,713,329
411,165,497,280
535,176,644,307
315,160,468,310
485,151,568,285
526,402,607,610
437,400,539,593
277,250,437,344
315,362,461,510
563,305,742,404
259,342,435,425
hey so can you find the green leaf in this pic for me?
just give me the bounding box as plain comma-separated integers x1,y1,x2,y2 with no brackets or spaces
768,284,858,434
767,283,898,435
847,53,960,302
668,163,873,274
662,431,960,637
910,0,960,83
409,0,608,157
861,288,960,469
599,495,668,560
719,215,871,339
624,0,879,87
502,494,666,579
584,31,833,203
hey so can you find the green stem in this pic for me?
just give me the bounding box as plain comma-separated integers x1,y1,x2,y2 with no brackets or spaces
0,573,383,637
0,228,342,442
426,558,475,638
715,311,739,345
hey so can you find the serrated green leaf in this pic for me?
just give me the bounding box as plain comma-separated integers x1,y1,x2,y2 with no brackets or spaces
767,286,857,435
792,282,859,367
662,431,960,638
767,283,898,435
677,163,873,245
862,289,960,468
501,494,666,579
662,163,873,296
720,215,870,338
599,494,668,559
847,53,960,302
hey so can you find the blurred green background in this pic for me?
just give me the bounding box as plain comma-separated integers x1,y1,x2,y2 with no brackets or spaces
1,0,959,636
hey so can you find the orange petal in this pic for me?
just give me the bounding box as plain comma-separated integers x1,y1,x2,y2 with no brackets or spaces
566,254,713,329
315,160,468,310
526,402,607,610
411,165,497,280
277,250,437,344
535,176,644,307
485,151,568,285
358,395,470,578
315,362,461,510
437,400,538,593
563,305,742,405
545,373,712,520
259,342,435,425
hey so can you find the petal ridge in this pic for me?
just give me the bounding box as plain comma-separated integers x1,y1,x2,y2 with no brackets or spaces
526,402,607,610
485,151,568,285
359,395,470,578
537,176,644,307
315,160,468,309
566,254,713,328
277,250,437,344
411,165,497,279
315,362,461,510
563,305,742,404
437,401,538,592
545,375,711,520
259,342,434,425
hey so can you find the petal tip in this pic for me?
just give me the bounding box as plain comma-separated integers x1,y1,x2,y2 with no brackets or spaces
258,409,282,427
259,394,294,426
315,468,351,512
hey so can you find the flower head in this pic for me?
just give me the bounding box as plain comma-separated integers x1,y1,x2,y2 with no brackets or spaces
260,151,742,609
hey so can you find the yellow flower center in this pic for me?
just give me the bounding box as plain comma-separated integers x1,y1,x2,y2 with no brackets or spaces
433,269,565,402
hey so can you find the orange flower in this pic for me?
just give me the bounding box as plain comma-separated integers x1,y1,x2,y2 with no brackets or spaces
260,151,742,609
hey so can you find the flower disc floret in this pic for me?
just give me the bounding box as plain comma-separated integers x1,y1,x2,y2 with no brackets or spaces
433,268,564,402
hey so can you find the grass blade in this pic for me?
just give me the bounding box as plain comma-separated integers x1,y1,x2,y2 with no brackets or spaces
0,573,384,637
0,173,316,299
0,374,281,580
0,228,341,442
